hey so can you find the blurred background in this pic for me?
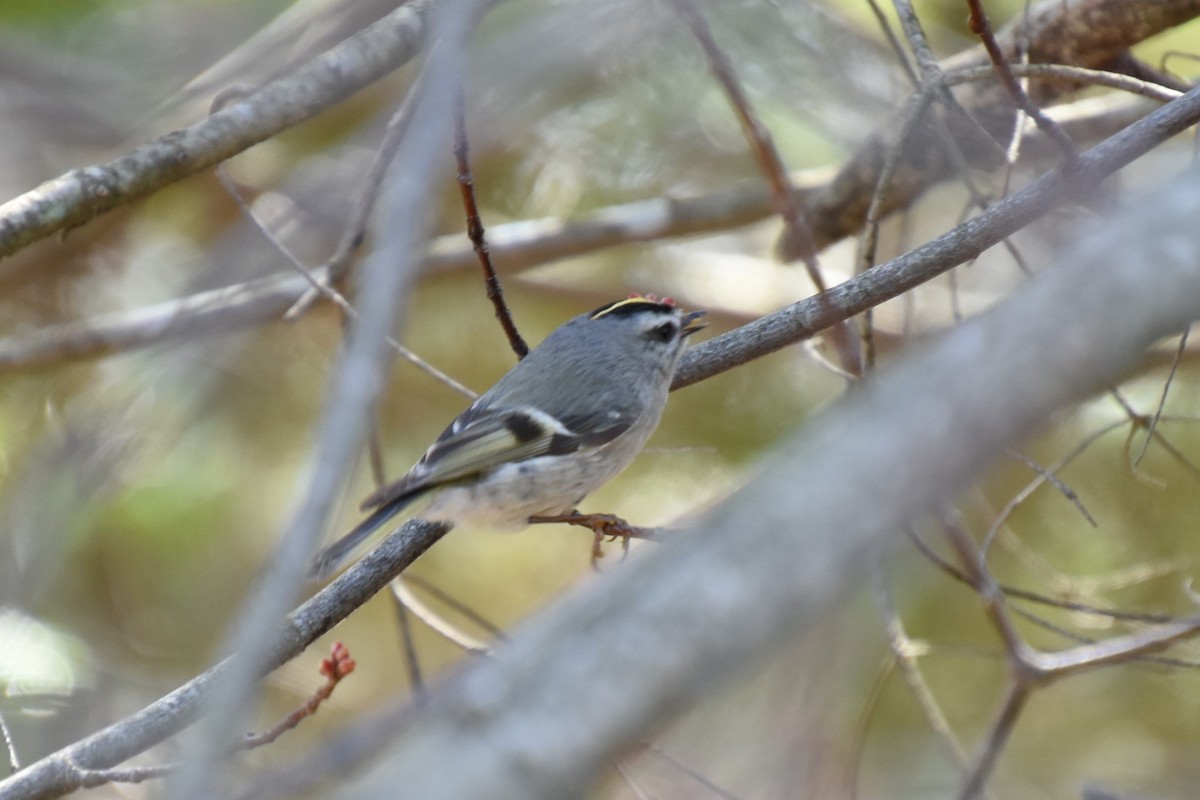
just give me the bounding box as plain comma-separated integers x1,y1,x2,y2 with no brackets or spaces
3,1,1200,797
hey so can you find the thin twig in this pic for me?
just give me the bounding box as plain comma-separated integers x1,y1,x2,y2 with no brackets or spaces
390,585,426,696
1109,388,1200,480
904,527,1179,625
1009,604,1200,671
871,560,976,779
241,642,357,750
981,419,1127,557
366,417,389,489
946,63,1183,103
857,87,938,368
640,743,739,800
400,573,508,639
1133,327,1190,466
0,708,17,774
864,0,919,87
453,86,528,358
1001,448,1096,525
955,680,1030,800
1027,616,1200,676
286,70,429,320
941,515,1033,672
213,149,477,400
391,576,497,654
965,0,1079,165
846,654,893,800
668,0,862,376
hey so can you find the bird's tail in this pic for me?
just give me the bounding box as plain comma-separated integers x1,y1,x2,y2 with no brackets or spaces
308,494,418,580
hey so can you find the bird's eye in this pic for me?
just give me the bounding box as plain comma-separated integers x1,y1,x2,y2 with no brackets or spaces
650,321,677,343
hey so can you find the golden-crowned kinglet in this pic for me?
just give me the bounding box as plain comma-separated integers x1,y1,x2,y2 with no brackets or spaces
309,296,706,578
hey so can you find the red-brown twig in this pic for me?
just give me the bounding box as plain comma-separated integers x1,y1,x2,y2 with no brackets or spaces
453,86,529,359
242,642,357,750
241,638,355,753
965,0,1079,165
42,643,359,792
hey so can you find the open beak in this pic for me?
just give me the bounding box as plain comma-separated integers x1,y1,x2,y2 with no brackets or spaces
681,309,707,337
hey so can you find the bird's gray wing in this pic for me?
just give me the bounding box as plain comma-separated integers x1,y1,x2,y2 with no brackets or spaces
359,404,601,511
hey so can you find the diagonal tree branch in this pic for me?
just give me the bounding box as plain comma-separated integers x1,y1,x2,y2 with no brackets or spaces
165,3,481,796
0,80,1196,384
672,82,1200,386
782,0,1200,256
0,80,1173,377
234,158,1200,800
0,519,448,800
4,83,1200,800
0,0,461,260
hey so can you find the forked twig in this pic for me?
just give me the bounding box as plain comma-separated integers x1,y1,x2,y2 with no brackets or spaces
939,516,1200,799
965,0,1079,165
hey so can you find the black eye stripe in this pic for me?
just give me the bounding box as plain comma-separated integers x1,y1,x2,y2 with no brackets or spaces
650,321,677,342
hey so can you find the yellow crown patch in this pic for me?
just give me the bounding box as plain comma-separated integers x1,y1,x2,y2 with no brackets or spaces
589,294,676,320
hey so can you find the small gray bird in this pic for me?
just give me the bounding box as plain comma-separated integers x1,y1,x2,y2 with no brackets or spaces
310,296,706,578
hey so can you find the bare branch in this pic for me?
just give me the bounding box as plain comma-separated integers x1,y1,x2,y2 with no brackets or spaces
0,0,450,259
0,72,1174,378
1133,327,1190,466
230,157,1200,800
787,0,1200,255
167,4,481,795
670,0,861,374
0,519,449,800
674,83,1200,388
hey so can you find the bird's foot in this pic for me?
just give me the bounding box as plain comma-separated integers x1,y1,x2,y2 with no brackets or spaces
528,511,652,568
